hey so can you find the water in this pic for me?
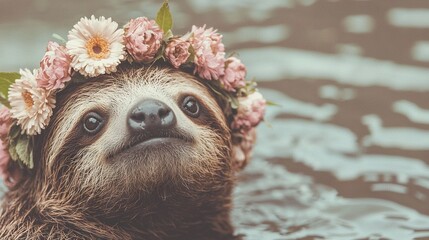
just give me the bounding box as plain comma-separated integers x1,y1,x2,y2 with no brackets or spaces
1,0,429,239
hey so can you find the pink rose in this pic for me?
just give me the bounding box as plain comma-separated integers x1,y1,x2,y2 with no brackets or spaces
232,92,266,132
165,38,191,68
124,17,163,62
232,128,256,170
0,139,11,184
0,138,20,189
37,41,72,90
0,108,21,188
221,57,246,92
190,25,225,80
0,107,11,141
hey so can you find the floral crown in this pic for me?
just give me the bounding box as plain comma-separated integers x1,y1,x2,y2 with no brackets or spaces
0,1,266,184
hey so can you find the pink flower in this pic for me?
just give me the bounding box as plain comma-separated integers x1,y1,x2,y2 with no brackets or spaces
221,57,246,92
0,108,12,185
0,138,21,188
232,128,256,170
165,38,191,68
190,25,225,80
37,41,72,90
0,139,11,184
124,17,163,62
0,107,11,141
232,92,266,132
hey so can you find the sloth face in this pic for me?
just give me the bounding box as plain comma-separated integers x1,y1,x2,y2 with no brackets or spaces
38,66,232,194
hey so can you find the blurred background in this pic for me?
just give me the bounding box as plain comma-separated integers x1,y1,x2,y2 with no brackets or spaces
1,0,429,239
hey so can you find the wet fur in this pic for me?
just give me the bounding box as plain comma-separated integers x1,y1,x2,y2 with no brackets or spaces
0,65,240,239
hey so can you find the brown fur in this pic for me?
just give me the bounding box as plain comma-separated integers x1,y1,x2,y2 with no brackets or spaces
0,65,244,239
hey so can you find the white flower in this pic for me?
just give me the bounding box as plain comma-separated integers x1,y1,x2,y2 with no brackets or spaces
8,69,56,135
66,16,126,77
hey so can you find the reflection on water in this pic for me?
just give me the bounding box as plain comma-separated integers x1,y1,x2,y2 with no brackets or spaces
1,0,429,239
394,100,429,125
233,89,429,238
239,47,429,91
233,159,429,239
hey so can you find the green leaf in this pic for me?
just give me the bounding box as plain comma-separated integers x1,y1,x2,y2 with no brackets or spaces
186,45,196,63
9,124,20,139
266,100,280,107
0,72,19,100
52,33,67,44
15,135,33,169
8,124,34,169
163,29,174,41
0,97,10,108
8,143,19,162
8,125,20,161
206,81,225,97
27,144,34,169
156,1,173,34
229,95,239,109
0,72,20,83
227,51,239,58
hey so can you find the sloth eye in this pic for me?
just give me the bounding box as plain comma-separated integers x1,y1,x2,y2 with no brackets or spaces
181,96,200,118
83,112,104,134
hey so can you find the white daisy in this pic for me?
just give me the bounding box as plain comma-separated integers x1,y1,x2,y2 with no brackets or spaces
66,16,126,77
8,69,56,135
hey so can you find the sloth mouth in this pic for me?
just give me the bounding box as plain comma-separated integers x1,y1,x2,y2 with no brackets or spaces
108,129,194,160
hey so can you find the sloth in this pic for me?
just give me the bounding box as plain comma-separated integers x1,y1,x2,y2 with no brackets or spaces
0,64,254,239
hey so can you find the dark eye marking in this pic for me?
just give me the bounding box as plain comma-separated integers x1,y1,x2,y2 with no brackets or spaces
83,112,105,134
181,96,200,118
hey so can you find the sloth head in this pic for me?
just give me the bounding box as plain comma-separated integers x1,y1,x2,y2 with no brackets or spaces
14,64,251,200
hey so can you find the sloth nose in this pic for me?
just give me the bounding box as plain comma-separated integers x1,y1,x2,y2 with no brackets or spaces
128,99,176,132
